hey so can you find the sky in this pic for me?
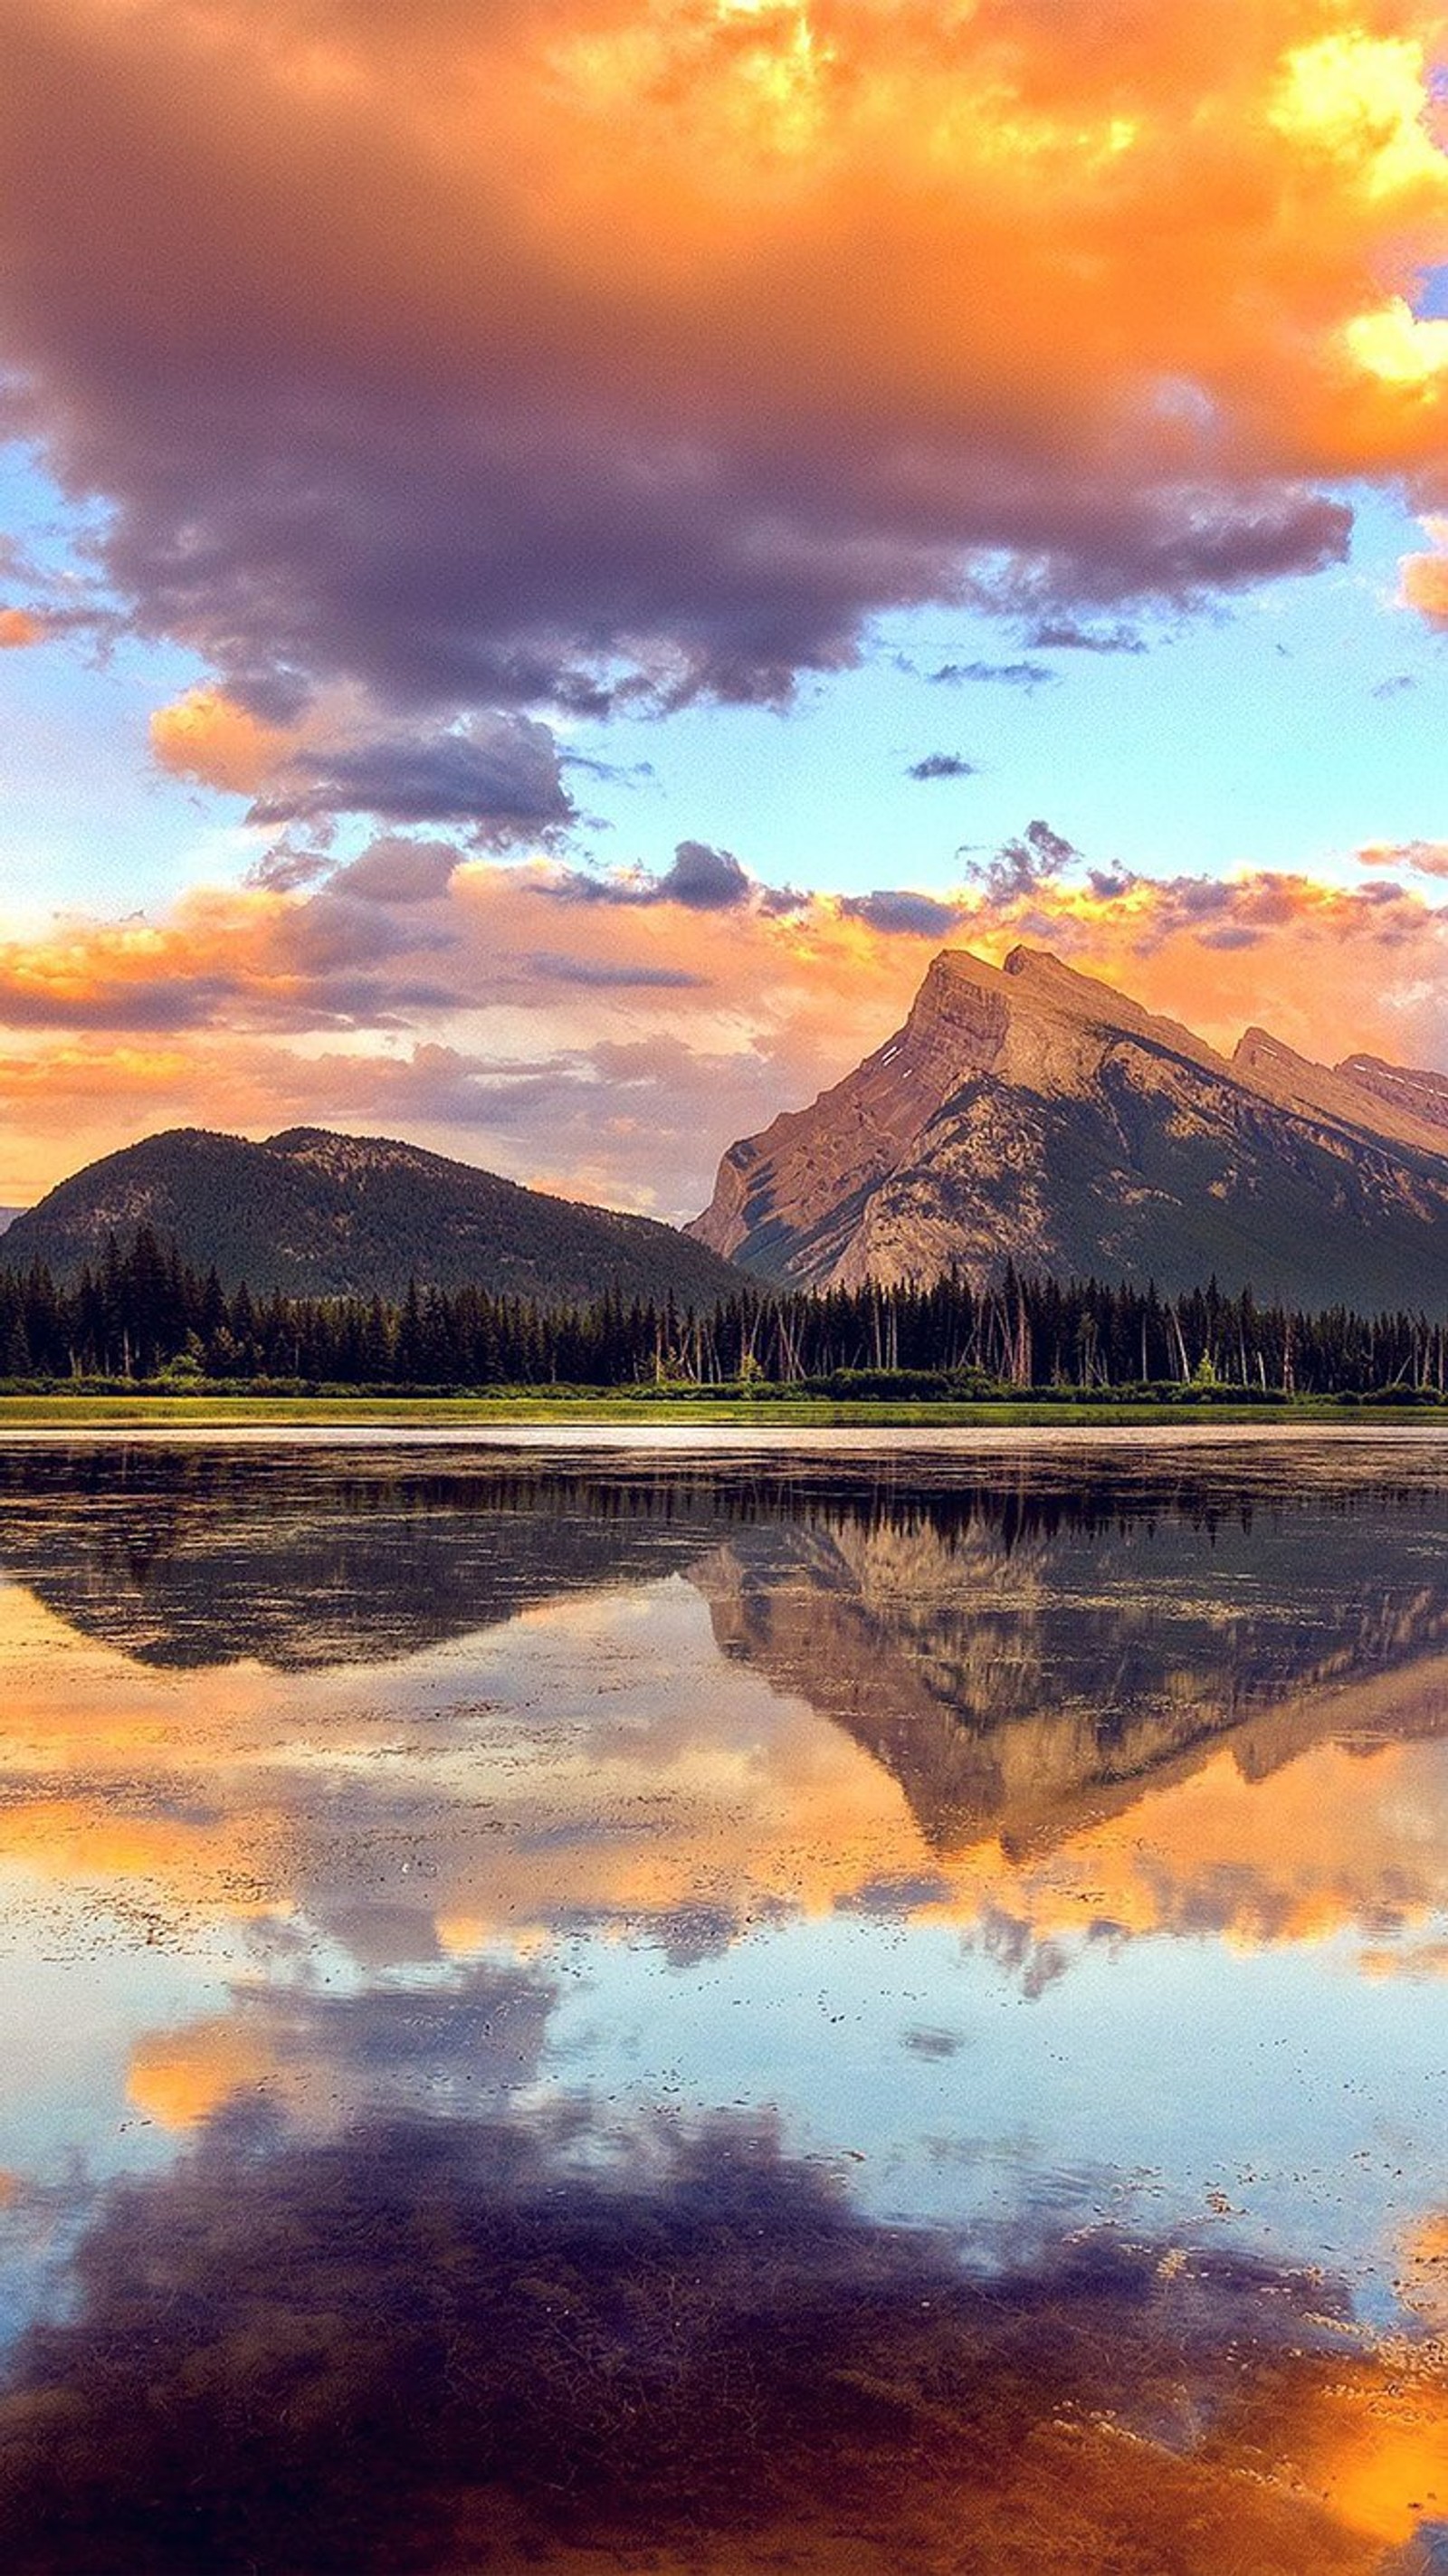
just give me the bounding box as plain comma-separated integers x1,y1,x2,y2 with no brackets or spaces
7,2,1448,1215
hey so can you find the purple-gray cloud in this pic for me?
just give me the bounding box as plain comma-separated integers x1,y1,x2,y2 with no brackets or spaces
329,839,462,904
1026,618,1148,654
521,953,706,989
965,819,1081,903
841,890,963,936
548,841,751,911
0,2,1366,750
928,661,1057,690
247,715,574,842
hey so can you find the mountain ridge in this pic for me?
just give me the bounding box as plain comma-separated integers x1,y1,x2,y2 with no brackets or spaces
12,946,1448,1312
689,942,1448,1308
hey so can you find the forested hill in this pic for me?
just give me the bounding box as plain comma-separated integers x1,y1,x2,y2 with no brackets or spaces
1,1126,747,1306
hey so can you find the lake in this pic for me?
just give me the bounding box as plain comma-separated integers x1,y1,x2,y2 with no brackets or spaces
1,1431,1447,2571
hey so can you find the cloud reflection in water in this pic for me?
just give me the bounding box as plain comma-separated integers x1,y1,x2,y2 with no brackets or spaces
0,1443,1444,2565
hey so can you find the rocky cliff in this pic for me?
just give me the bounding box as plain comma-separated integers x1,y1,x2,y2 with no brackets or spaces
690,943,1448,1303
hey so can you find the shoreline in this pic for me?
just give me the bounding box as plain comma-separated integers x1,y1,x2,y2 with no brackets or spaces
0,1398,1447,1448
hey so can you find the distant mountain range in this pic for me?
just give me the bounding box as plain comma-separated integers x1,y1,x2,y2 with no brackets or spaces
10,945,1448,1309
690,944,1448,1308
1,1126,745,1307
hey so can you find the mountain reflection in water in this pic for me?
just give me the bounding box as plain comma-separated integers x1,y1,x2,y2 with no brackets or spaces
1,1438,1448,2569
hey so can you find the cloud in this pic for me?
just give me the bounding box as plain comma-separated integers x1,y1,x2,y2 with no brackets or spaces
1397,517,1448,625
907,752,977,782
521,951,706,989
150,688,298,796
840,890,963,936
0,606,42,648
965,818,1081,902
1357,837,1448,878
246,711,576,843
928,661,1057,691
548,840,752,910
244,835,336,895
328,839,462,904
1025,618,1148,655
3,834,1448,1217
654,840,751,910
2,0,1446,742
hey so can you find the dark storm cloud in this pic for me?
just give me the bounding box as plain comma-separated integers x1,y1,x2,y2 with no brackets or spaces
906,752,978,781
246,714,575,843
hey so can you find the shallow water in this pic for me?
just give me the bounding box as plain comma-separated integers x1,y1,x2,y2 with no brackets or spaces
3,1435,1448,2570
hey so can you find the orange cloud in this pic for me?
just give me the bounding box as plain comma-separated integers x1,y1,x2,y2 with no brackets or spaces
945,864,1448,1066
1400,513,1448,624
149,688,298,795
0,845,1445,1209
0,607,42,648
2,0,1446,729
1358,835,1448,875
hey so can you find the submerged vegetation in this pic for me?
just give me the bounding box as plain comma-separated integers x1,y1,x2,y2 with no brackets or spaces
1,1226,1447,1407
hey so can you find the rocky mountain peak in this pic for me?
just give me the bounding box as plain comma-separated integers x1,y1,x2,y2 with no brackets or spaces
1001,943,1097,996
1335,1053,1448,1145
1233,1027,1448,1159
688,941,1448,1304
1234,1026,1286,1065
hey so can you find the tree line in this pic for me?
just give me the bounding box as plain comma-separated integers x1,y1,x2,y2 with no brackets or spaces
1,1224,1447,1398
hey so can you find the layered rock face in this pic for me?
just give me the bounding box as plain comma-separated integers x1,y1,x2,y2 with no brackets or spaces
689,944,1448,1304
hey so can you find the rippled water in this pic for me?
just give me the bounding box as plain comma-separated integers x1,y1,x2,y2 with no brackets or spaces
3,1434,1448,2570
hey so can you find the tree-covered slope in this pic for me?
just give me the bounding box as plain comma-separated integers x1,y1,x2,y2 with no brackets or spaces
4,1125,747,1305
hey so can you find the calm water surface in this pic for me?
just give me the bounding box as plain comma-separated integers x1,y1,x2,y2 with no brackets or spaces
2,1434,1448,2570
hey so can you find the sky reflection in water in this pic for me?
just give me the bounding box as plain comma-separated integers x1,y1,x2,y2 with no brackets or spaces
2,1438,1448,2568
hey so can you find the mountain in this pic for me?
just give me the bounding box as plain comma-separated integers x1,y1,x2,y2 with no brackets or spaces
689,943,1448,1305
2,1125,746,1306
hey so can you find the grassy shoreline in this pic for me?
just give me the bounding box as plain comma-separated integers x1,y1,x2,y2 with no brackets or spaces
0,1388,1442,1429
